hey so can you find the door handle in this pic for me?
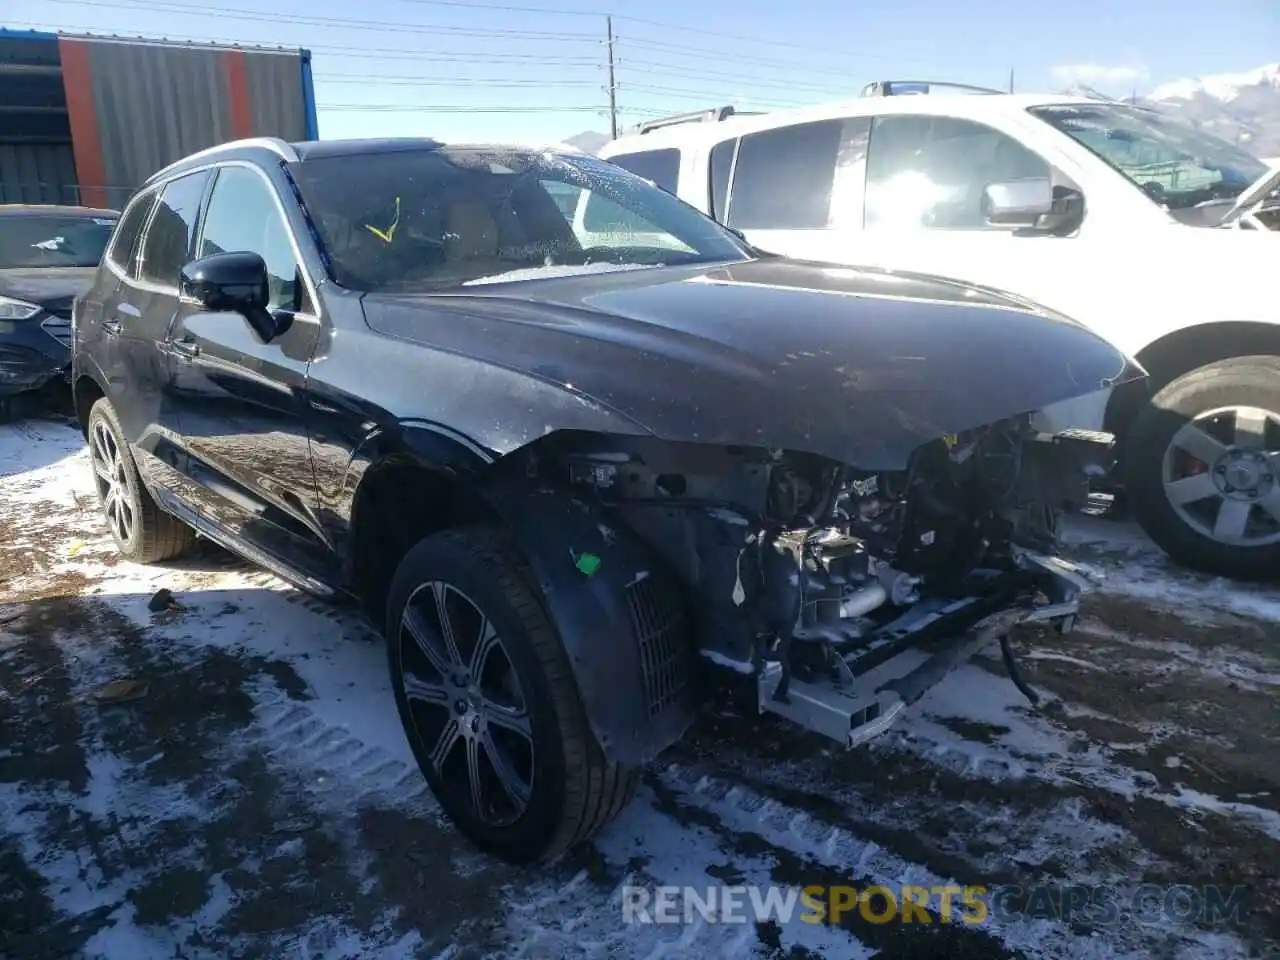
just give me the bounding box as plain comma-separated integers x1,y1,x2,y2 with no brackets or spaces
102,318,122,336
169,338,200,360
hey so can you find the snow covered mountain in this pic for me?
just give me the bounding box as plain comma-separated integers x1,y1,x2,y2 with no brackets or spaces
1143,63,1280,157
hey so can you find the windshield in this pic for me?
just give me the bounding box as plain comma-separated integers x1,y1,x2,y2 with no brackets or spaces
1028,103,1270,210
286,147,749,292
0,213,117,268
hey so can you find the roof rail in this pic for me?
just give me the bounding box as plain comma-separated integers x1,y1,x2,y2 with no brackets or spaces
860,80,1006,98
636,106,737,135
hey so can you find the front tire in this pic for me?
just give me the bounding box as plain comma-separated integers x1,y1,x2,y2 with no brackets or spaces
1124,356,1280,580
86,398,195,564
385,526,638,864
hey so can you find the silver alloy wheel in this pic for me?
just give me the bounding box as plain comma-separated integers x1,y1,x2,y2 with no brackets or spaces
398,580,534,826
90,419,135,545
1161,404,1280,548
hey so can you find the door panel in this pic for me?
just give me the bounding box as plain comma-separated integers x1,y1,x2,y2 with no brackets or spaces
852,114,1091,313
108,172,209,496
167,163,331,582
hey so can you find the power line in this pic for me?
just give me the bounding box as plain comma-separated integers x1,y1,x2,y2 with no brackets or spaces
41,0,604,42
605,14,618,138
622,83,802,109
317,75,600,87
617,58,852,95
318,103,662,114
618,36,858,77
2,20,605,62
7,13,868,123
289,0,938,66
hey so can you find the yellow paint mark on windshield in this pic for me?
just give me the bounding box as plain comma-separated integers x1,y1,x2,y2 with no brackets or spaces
364,196,401,243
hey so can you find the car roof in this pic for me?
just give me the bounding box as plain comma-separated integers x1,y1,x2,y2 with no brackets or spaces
602,93,1114,156
289,137,444,160
0,203,119,218
145,136,594,186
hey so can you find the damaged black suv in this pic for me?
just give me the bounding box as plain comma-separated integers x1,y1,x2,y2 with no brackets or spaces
72,137,1144,863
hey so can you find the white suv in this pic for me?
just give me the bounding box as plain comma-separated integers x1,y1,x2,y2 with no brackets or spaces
594,83,1280,581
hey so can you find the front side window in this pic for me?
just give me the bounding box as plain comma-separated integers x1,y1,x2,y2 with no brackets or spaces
1028,102,1269,210
137,171,210,287
865,115,1051,230
0,212,118,269
106,191,155,276
726,117,871,230
198,166,305,312
287,147,748,292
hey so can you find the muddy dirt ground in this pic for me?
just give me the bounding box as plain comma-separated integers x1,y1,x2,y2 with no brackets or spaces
2,411,1278,959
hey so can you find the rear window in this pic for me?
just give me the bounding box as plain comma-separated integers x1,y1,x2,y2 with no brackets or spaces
106,190,156,275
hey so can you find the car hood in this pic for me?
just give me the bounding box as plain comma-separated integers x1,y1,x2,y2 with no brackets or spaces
362,258,1144,470
0,267,98,312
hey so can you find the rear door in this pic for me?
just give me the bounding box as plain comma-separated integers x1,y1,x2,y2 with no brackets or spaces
102,170,211,494
165,162,332,583
713,116,872,264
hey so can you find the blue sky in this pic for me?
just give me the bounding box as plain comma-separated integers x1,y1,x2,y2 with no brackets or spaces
8,0,1278,142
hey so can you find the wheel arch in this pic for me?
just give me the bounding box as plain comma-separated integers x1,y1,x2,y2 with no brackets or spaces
1104,320,1280,446
72,372,107,440
350,426,700,767
344,426,501,619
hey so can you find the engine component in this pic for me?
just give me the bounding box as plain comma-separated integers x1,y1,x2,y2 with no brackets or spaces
875,562,921,605
840,582,887,618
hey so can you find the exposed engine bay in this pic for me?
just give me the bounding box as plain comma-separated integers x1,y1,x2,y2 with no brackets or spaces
516,416,1108,747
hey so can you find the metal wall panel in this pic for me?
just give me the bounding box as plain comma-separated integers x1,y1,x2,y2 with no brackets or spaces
83,39,234,195
243,50,308,143
63,37,308,203
0,142,80,204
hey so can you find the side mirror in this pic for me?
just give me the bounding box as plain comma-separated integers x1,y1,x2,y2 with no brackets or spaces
983,178,1084,233
179,251,284,342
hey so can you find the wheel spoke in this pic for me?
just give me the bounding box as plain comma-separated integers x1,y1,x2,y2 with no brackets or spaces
465,736,487,816
1170,423,1226,465
1213,498,1253,543
92,459,113,482
428,717,463,774
1258,487,1280,525
430,582,465,667
1164,472,1217,506
402,605,457,678
402,672,451,707
469,617,500,678
480,727,530,809
1233,407,1271,449
484,701,532,740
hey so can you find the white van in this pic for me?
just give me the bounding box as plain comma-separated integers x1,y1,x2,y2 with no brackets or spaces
596,84,1280,581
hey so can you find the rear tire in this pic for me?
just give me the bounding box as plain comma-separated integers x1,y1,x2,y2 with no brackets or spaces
385,525,638,863
86,398,195,564
1124,355,1280,581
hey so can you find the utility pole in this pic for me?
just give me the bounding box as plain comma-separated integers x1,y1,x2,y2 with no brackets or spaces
1008,68,1014,93
605,15,618,139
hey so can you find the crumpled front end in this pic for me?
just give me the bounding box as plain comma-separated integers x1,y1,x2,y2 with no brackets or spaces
537,409,1114,755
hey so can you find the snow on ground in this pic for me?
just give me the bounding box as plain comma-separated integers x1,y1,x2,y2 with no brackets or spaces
2,414,1279,959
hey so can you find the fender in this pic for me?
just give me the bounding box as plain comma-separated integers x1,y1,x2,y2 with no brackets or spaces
479,481,697,768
